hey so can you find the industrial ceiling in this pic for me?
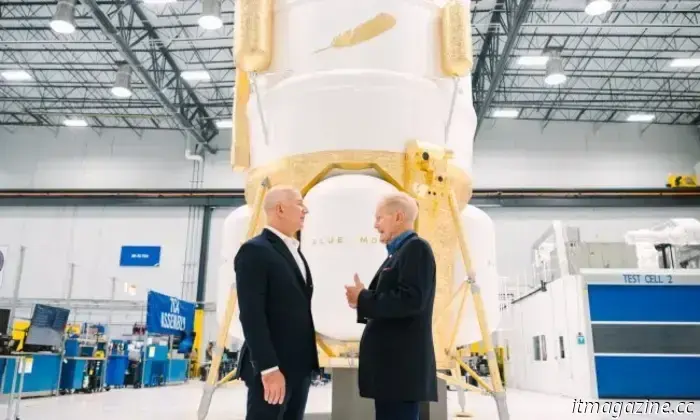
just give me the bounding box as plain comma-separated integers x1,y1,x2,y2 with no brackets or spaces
0,0,699,147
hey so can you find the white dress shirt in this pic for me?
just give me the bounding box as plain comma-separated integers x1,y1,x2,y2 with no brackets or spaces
266,225,306,282
261,226,307,376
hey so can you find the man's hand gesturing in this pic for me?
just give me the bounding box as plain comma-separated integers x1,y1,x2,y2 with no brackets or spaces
262,369,286,405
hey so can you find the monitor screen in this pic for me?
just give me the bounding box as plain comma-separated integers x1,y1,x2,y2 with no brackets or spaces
25,304,70,348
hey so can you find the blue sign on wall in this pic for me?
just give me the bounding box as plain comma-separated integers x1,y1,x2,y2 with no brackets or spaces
120,246,161,267
146,291,195,336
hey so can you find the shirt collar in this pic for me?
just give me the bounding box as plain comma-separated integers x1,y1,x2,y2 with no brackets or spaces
265,225,300,249
386,230,414,255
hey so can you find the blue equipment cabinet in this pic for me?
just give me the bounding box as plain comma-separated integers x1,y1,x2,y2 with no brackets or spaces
583,269,700,399
0,353,61,397
105,355,129,388
60,338,106,393
167,359,189,384
141,345,168,387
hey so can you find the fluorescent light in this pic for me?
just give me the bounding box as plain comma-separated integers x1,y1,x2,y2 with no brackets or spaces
50,19,75,34
51,0,76,34
544,57,567,86
199,15,223,30
544,73,566,86
63,118,88,127
199,0,223,30
517,56,549,66
492,109,520,118
585,0,612,16
181,70,211,81
1,70,32,81
627,113,655,123
111,86,132,98
669,58,700,68
215,119,233,128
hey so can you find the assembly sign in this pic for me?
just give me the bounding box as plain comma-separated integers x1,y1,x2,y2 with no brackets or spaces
146,290,195,336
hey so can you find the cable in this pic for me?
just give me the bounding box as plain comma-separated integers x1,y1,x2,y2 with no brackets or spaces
444,77,460,144
249,72,271,146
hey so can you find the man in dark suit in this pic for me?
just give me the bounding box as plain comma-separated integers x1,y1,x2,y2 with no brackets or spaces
234,185,319,420
345,192,438,420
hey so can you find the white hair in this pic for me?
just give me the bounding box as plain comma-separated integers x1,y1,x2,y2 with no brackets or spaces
380,192,419,224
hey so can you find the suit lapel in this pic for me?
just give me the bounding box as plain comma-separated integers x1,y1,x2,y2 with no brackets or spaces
368,254,392,290
298,250,313,293
264,229,307,293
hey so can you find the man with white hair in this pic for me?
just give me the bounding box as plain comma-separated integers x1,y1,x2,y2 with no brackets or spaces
234,185,319,420
345,192,438,420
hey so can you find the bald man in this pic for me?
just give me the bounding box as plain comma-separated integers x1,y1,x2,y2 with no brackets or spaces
234,186,319,420
345,192,438,420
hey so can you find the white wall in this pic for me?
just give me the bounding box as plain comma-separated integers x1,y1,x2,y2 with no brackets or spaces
474,120,700,188
0,127,243,190
504,275,594,398
1,121,698,189
0,206,209,337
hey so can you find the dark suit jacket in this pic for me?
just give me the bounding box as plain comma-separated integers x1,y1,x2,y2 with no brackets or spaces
356,232,438,402
233,228,320,385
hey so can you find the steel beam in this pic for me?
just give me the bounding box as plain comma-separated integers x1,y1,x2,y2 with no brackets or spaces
196,206,213,307
82,0,217,153
1,189,700,208
472,0,534,136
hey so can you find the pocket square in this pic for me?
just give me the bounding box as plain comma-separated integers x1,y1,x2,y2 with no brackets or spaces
382,267,392,272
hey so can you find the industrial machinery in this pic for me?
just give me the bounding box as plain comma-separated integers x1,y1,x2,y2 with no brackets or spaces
625,218,700,269
105,340,128,388
0,304,68,398
198,0,508,419
59,324,108,394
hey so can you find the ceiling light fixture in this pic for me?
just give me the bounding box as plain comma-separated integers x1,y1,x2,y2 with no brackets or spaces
50,0,77,34
181,70,211,81
111,63,133,98
626,113,655,123
199,0,223,30
215,119,233,128
669,58,700,68
516,56,549,66
63,118,88,127
492,109,520,118
584,0,612,16
544,55,567,86
1,70,33,81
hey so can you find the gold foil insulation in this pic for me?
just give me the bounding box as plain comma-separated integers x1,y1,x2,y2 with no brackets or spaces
234,0,274,72
232,68,251,170
439,0,473,77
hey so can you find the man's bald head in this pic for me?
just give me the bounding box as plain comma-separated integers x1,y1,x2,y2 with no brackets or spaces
263,185,307,237
374,192,419,244
263,185,300,212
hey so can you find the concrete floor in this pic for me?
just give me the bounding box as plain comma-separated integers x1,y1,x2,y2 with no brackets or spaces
6,382,698,420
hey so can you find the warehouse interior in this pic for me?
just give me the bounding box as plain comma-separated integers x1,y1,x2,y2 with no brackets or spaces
1,0,700,419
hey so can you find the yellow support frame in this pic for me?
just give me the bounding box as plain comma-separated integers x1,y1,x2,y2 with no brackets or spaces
198,142,509,420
